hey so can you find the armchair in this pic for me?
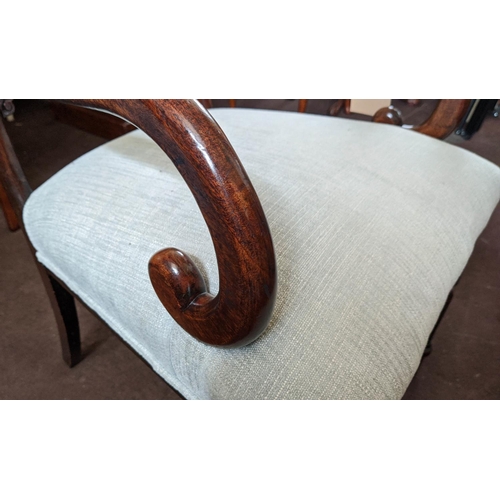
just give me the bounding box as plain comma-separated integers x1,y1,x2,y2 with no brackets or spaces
1,99,499,399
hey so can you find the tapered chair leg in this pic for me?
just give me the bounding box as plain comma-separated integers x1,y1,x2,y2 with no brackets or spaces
39,267,81,367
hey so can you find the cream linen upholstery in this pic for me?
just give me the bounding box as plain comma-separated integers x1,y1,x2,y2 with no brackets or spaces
23,108,500,399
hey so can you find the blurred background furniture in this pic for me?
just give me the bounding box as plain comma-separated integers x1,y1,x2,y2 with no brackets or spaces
455,99,499,139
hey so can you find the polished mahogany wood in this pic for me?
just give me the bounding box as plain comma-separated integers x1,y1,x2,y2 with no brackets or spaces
61,99,277,348
372,105,403,126
51,102,135,140
403,99,471,139
373,100,470,139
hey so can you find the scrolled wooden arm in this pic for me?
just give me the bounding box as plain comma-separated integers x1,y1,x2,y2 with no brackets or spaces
373,99,471,139
60,99,277,348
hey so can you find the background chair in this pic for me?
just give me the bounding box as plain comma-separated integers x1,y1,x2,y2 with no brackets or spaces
1,99,498,399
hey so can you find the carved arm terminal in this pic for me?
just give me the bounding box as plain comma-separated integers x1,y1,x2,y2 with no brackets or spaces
1,99,278,348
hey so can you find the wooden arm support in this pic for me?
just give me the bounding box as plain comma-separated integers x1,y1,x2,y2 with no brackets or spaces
372,99,471,139
61,99,277,348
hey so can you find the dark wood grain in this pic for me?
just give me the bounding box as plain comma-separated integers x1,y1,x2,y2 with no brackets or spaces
60,99,277,348
372,100,470,139
51,102,135,139
403,99,471,139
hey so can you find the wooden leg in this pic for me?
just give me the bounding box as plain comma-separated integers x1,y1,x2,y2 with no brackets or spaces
1,104,80,366
0,179,19,231
39,266,82,367
298,100,307,113
229,99,236,108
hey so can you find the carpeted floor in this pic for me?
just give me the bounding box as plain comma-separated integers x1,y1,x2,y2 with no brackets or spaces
1,99,499,399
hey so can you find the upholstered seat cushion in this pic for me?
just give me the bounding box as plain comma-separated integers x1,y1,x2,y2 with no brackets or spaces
23,108,500,399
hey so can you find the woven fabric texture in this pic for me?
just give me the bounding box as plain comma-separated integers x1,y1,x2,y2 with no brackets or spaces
23,108,500,399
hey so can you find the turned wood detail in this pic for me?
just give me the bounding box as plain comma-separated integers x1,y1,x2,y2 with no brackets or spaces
60,99,277,348
372,105,403,126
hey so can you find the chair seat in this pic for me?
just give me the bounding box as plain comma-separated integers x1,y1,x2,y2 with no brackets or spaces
23,108,500,399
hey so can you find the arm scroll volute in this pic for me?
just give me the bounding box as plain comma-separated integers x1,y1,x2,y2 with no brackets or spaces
61,99,277,348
